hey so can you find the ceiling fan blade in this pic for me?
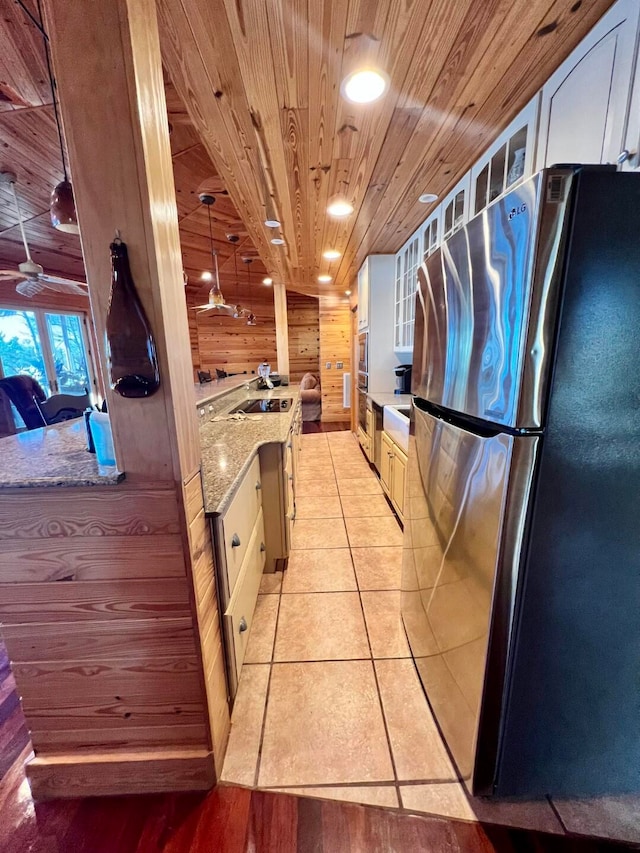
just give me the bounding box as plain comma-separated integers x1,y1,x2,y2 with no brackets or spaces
16,279,44,298
38,275,89,297
0,270,23,282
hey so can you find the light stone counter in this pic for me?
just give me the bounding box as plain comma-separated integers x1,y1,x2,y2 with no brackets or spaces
0,418,123,489
198,385,300,516
367,391,414,408
194,375,259,407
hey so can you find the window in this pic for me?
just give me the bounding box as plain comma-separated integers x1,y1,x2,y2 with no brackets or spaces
0,307,98,428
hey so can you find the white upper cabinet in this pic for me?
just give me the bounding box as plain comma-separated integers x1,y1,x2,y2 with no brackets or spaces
357,259,369,331
441,173,471,242
394,232,420,352
470,97,540,217
536,0,640,170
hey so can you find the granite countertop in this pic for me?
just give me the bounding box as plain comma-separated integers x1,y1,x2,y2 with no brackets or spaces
367,391,414,408
194,375,258,407
0,419,124,489
199,385,299,516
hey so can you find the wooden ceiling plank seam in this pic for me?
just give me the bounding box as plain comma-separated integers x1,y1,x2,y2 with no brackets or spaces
156,0,289,286
347,0,610,269
307,0,351,290
218,0,300,268
266,0,310,109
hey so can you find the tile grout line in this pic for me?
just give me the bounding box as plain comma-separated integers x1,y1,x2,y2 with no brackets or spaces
347,464,402,808
252,561,284,788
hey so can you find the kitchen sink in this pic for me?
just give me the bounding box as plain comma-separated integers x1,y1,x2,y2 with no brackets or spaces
230,398,293,414
383,404,411,454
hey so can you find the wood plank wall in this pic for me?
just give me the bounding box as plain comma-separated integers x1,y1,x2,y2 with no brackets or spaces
0,481,226,796
318,296,351,423
186,288,277,378
287,292,319,382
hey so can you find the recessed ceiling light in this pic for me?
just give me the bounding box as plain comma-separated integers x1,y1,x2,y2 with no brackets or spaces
341,68,389,104
323,249,341,260
271,237,285,245
345,290,352,296
262,277,273,285
201,271,212,281
318,274,332,283
419,193,439,204
264,218,281,228
326,195,353,218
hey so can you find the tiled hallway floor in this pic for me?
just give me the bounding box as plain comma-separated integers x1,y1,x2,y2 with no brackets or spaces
221,431,640,845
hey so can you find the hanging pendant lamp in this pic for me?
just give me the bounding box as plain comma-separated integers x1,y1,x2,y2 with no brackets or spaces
201,194,225,306
243,257,257,325
37,0,79,234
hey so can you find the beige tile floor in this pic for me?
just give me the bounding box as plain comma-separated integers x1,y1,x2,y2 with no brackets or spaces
221,430,639,843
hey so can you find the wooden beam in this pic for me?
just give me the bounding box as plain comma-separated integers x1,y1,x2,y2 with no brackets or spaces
44,0,199,484
273,282,290,379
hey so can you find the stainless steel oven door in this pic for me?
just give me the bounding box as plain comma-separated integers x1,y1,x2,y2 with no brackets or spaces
358,332,368,374
357,390,368,431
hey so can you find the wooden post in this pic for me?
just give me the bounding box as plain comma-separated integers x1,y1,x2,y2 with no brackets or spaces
273,281,290,379
3,0,230,799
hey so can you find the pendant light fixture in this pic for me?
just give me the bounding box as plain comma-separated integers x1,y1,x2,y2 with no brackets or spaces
228,234,245,318
201,193,225,306
243,257,257,325
36,0,79,234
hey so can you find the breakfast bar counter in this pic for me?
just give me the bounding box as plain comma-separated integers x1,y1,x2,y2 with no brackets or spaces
0,419,124,489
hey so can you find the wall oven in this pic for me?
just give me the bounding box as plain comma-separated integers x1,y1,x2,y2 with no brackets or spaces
357,389,368,431
358,332,368,374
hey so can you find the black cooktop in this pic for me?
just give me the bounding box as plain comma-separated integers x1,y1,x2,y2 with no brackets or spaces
230,398,293,414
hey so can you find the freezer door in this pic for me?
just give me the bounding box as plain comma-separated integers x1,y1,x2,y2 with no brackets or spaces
401,401,538,792
412,169,574,429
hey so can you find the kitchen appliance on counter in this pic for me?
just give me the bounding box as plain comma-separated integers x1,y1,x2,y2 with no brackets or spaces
231,398,292,414
394,364,412,394
402,166,640,798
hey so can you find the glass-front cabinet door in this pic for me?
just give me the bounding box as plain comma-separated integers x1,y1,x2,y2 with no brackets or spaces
394,233,420,352
471,97,540,217
441,173,471,242
422,205,441,261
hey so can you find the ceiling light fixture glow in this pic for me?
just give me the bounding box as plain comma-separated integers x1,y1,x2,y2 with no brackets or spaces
318,274,332,283
326,195,353,218
323,249,341,260
419,192,439,204
264,218,281,228
271,237,285,245
262,277,273,285
341,68,389,104
345,290,352,296
201,271,213,282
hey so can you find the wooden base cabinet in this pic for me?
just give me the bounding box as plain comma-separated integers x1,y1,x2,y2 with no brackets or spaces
380,430,407,523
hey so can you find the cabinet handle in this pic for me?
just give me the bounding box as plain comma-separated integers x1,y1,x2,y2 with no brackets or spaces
287,442,292,449
231,533,241,547
288,474,293,482
387,451,394,457
260,542,266,553
618,148,634,165
255,481,262,490
239,617,248,633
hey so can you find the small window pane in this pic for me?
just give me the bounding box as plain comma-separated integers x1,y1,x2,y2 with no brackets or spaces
506,125,527,186
444,202,453,235
475,164,489,214
453,191,465,229
489,143,507,202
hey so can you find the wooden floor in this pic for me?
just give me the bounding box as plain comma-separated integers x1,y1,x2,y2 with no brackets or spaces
0,640,636,852
302,419,350,433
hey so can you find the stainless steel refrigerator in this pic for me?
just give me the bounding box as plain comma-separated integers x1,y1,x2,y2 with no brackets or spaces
401,166,640,798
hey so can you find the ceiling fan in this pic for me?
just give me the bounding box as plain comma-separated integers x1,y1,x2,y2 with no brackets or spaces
0,172,88,299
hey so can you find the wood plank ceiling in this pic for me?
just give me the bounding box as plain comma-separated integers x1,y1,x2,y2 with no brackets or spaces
0,0,268,307
157,0,616,295
1,0,616,301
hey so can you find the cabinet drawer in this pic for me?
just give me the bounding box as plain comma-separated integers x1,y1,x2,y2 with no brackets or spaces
222,454,262,596
224,509,266,684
